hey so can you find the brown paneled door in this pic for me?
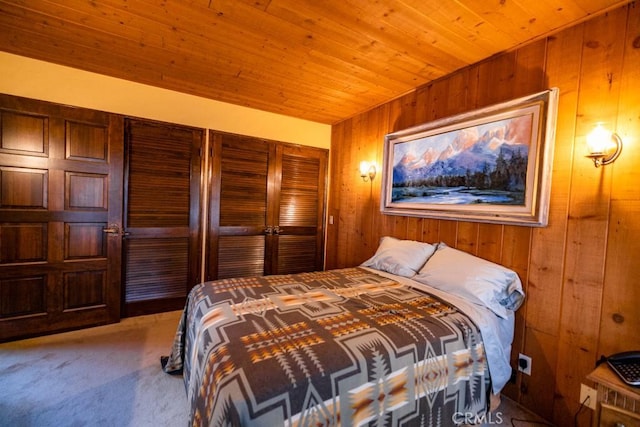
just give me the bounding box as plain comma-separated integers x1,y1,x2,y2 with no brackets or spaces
0,95,124,341
208,131,327,280
122,119,202,316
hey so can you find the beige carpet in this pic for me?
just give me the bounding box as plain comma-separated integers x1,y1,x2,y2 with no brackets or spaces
0,310,552,427
0,311,186,427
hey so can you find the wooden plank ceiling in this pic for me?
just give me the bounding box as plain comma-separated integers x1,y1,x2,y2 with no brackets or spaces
0,0,629,124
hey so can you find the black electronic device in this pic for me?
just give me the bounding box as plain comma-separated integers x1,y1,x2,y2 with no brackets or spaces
606,351,640,387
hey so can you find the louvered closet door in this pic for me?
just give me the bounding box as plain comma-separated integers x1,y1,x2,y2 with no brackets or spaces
208,132,272,279
122,119,202,316
0,95,123,341
273,145,327,274
208,131,327,280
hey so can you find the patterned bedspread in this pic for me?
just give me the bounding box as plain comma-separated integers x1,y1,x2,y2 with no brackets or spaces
162,268,490,426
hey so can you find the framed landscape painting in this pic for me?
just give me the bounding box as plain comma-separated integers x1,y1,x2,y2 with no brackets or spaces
381,88,559,226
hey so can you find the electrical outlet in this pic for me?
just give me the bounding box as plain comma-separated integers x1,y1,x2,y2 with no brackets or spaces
580,384,597,410
518,353,532,375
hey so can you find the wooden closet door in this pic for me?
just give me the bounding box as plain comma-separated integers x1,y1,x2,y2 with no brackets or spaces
207,131,327,280
122,119,202,316
273,144,327,274
0,95,123,341
208,131,272,280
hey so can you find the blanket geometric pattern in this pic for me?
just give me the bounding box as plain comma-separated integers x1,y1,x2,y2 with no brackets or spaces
162,267,489,426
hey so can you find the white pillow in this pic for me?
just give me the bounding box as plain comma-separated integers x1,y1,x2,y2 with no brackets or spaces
361,236,437,278
414,244,525,318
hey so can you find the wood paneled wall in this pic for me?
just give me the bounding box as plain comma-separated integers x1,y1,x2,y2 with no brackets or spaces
326,4,640,426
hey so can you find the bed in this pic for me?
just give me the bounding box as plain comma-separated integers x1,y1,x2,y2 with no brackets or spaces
162,238,524,426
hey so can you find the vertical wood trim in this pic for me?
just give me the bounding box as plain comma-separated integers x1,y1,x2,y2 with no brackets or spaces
188,128,203,288
207,131,223,281
325,123,343,270
266,143,281,275
106,114,124,321
200,130,210,284
316,148,329,270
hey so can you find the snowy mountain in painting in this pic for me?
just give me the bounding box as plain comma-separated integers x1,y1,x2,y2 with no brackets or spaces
393,117,530,185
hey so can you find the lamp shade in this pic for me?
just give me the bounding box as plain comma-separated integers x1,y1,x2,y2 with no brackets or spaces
586,124,612,155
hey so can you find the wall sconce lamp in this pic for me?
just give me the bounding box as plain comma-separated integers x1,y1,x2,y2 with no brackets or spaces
360,161,376,182
585,124,623,168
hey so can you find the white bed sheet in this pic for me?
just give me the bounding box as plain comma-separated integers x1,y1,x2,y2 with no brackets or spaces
362,267,515,395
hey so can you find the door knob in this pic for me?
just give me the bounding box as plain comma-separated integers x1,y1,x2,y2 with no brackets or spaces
102,224,121,235
264,226,283,235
